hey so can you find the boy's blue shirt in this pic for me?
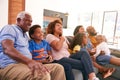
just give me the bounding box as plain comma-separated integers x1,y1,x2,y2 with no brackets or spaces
29,39,51,60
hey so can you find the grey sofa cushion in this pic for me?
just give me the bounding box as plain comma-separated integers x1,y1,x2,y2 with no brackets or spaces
72,69,83,80
72,67,98,80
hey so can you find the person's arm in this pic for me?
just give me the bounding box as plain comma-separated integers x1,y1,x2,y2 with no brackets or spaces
46,42,53,62
103,42,111,55
2,39,50,75
87,48,96,56
94,47,101,57
2,39,32,64
50,36,65,51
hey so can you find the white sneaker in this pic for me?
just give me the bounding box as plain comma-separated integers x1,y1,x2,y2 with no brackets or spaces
92,77,99,80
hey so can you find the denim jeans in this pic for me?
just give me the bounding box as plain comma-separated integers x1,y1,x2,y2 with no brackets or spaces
56,48,94,80
53,48,94,80
70,48,95,80
52,60,75,80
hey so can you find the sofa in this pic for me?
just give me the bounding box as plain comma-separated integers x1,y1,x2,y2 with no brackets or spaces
72,67,98,80
66,36,120,80
72,63,120,80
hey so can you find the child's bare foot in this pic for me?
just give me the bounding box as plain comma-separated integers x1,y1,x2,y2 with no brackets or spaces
102,68,115,78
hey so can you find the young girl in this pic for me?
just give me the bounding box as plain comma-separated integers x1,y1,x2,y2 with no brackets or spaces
73,25,95,55
94,34,120,66
28,24,74,80
70,32,115,78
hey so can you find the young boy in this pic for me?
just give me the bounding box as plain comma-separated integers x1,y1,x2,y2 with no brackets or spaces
28,24,53,63
94,34,120,66
94,35,111,58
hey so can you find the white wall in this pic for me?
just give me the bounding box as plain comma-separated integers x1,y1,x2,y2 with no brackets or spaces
25,0,120,25
25,0,120,36
0,0,8,30
1,0,120,33
25,0,77,27
25,0,79,36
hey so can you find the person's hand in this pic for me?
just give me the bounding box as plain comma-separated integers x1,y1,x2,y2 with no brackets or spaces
100,50,105,55
27,60,50,76
88,48,96,56
59,36,65,42
91,56,96,62
33,48,44,53
91,48,96,52
46,55,53,62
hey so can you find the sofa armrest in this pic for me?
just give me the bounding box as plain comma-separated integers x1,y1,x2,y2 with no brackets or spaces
110,48,120,58
72,69,83,80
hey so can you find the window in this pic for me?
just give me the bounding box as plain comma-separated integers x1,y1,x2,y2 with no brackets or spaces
78,11,120,49
102,11,117,44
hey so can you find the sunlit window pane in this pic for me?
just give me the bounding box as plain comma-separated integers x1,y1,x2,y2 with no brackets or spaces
102,11,117,44
92,12,103,34
114,11,120,48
